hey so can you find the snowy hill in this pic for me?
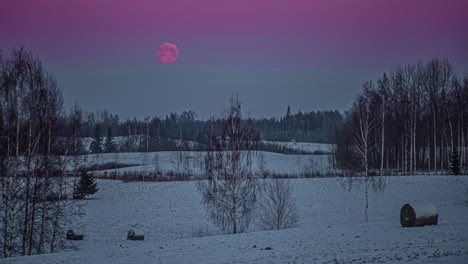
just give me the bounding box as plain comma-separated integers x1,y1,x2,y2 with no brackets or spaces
5,176,468,264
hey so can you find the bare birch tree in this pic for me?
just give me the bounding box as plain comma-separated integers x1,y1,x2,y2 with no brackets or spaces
0,47,70,258
68,104,85,192
350,82,384,223
198,96,259,234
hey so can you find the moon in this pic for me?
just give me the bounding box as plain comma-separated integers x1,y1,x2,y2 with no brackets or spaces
156,43,179,63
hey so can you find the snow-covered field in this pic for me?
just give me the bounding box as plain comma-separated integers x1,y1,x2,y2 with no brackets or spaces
264,141,334,153
4,175,468,264
83,151,331,175
82,137,331,154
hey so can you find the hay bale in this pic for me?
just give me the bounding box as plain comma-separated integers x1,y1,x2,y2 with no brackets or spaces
66,229,84,240
400,202,438,227
127,229,144,240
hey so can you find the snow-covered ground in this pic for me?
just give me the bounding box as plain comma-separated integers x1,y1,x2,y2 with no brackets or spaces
264,141,334,153
4,176,468,264
82,151,331,175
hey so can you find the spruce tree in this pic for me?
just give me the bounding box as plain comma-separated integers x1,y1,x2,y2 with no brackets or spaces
90,124,103,153
75,171,98,198
449,148,461,175
104,127,116,153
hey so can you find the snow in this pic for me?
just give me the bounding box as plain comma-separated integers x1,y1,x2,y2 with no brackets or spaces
264,140,334,153
82,137,335,155
82,151,331,175
409,202,438,218
3,175,468,264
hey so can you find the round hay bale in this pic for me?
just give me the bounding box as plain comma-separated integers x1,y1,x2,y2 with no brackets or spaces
127,229,144,240
66,229,74,240
66,229,84,240
127,229,135,240
400,202,438,227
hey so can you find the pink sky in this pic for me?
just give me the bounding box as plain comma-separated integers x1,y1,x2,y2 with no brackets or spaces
1,0,467,68
1,0,467,118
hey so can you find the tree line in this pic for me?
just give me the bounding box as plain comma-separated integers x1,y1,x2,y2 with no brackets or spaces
336,59,468,175
66,107,342,154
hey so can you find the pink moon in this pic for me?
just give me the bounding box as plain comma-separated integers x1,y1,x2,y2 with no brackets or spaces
156,43,179,63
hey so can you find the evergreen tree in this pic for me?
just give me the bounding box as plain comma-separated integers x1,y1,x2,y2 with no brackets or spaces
449,148,461,175
75,171,98,198
90,124,103,153
104,127,117,153
286,105,291,118
285,105,293,131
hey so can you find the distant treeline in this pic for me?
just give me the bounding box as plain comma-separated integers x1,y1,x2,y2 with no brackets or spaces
76,108,342,142
55,106,342,154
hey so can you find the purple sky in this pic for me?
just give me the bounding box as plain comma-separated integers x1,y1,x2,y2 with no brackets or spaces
1,0,467,118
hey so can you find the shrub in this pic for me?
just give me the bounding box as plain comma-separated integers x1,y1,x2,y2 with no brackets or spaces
258,179,299,230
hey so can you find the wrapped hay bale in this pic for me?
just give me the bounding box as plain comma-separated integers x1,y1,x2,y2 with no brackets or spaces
127,229,144,240
66,229,84,240
400,202,438,227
